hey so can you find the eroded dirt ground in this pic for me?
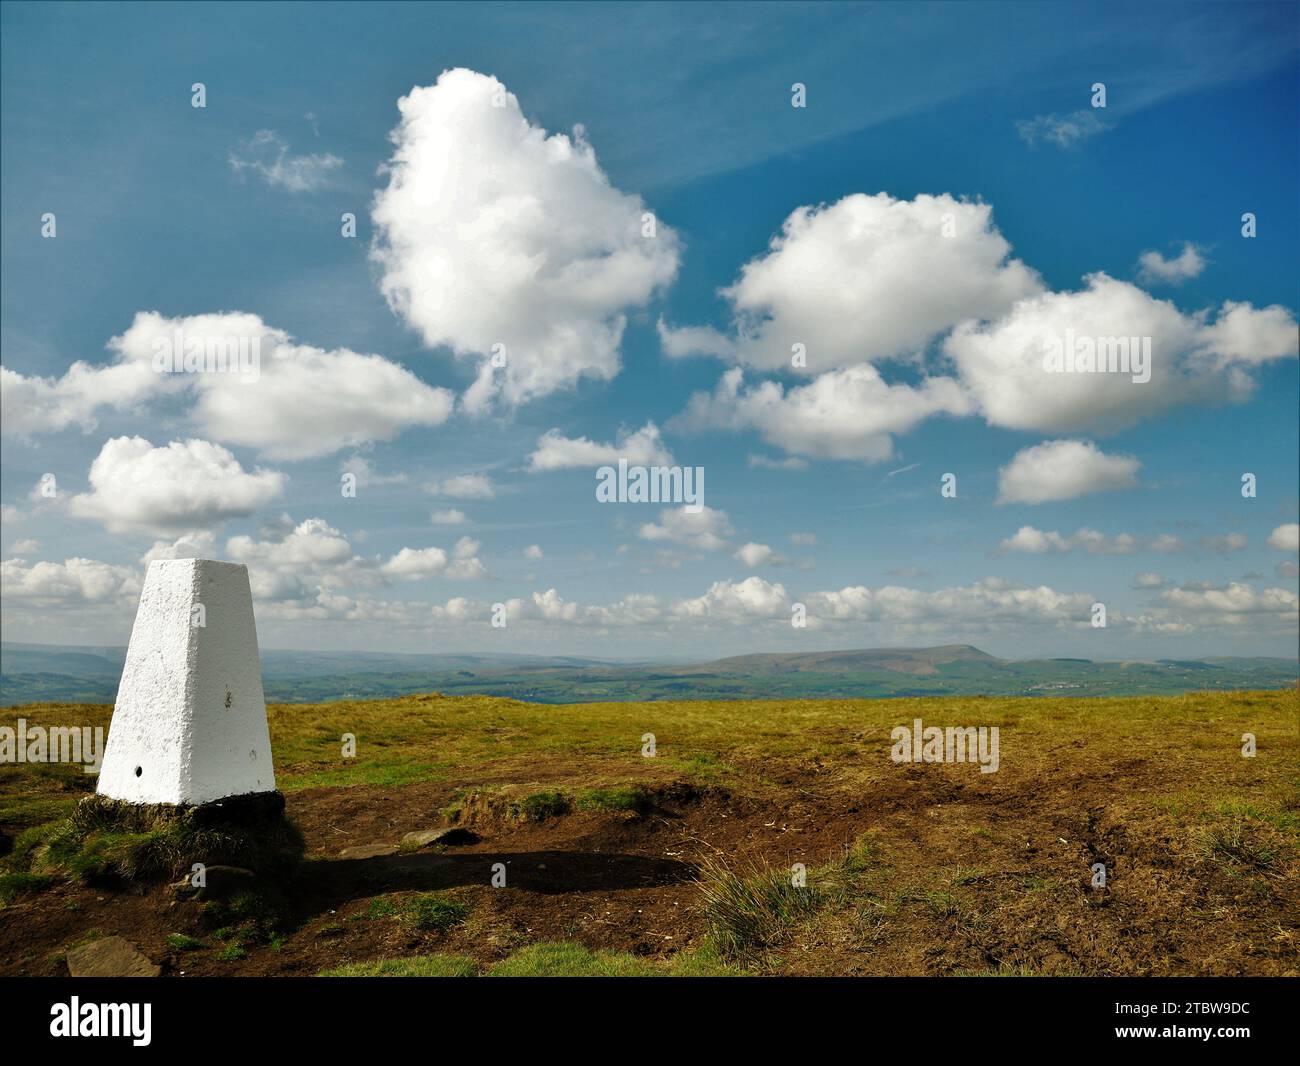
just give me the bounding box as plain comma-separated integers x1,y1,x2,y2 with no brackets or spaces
3,728,1297,975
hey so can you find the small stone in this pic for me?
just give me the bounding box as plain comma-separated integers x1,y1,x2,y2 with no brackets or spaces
400,827,480,850
66,936,160,978
339,844,398,859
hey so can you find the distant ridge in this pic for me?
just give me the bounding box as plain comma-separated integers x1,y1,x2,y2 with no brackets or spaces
683,645,1000,677
1,640,1295,705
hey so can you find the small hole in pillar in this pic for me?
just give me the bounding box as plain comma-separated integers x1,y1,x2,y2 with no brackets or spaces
250,749,257,761
134,766,142,777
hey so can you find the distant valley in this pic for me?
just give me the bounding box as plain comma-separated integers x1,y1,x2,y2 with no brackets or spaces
1,641,1295,705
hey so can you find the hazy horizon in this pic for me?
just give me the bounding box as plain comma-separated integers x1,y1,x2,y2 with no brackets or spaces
2,636,1296,666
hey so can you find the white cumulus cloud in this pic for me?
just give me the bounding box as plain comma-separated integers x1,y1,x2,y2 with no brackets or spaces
3,311,454,460
1136,243,1206,285
0,558,139,603
1000,526,1144,555
140,531,218,565
946,273,1297,435
370,67,679,412
527,421,674,471
659,192,1039,373
638,506,733,552
69,437,286,535
675,365,971,464
997,439,1140,505
1266,523,1299,552
672,576,791,621
660,187,1294,464
733,542,787,568
1160,583,1298,617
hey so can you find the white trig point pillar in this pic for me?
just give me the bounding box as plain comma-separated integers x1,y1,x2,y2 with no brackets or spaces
97,559,276,806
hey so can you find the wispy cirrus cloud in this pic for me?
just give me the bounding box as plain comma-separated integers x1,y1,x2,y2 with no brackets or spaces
1016,109,1110,149
228,129,343,191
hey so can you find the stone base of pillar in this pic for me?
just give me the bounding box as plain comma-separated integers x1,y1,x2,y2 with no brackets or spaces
43,792,303,885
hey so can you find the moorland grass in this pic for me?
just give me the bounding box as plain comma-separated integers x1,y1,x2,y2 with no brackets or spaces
164,933,208,951
0,792,305,929
20,794,304,886
4,691,1295,810
361,891,469,931
694,834,882,963
320,953,478,977
3,690,1295,973
318,941,743,977
576,784,653,813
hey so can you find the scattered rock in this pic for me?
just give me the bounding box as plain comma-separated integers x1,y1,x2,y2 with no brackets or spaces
338,844,398,860
401,827,480,849
66,937,160,978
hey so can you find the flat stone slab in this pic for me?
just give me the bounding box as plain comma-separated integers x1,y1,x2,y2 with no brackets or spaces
338,844,398,860
401,827,480,849
66,937,160,978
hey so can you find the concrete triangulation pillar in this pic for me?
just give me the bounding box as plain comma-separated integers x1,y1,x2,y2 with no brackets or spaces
97,559,276,806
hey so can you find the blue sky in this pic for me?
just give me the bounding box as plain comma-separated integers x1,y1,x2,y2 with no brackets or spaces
2,1,1297,659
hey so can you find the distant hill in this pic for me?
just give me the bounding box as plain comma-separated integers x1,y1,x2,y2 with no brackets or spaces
1,641,1295,706
684,645,1000,677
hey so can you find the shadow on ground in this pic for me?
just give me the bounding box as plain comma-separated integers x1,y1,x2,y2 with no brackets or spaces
283,848,696,925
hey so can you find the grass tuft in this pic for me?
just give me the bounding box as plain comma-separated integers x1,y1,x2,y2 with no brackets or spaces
576,785,653,814
409,893,469,932
165,933,207,951
1194,819,1282,872
320,954,477,977
695,853,824,963
362,891,469,932
315,941,743,977
512,790,571,821
0,871,55,905
487,942,658,977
